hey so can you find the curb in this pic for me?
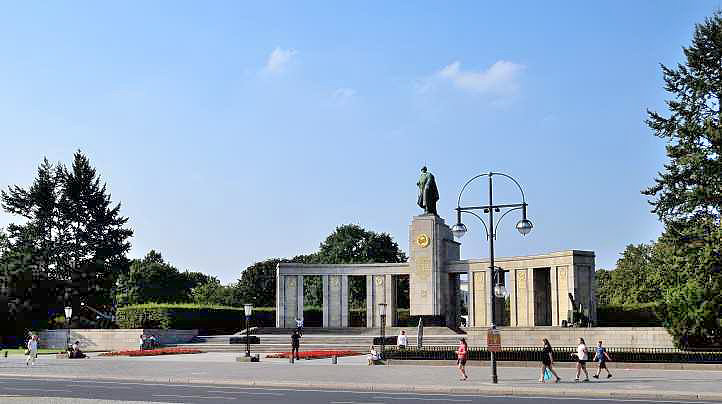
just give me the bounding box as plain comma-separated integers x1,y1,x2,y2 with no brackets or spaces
384,359,722,371
1,372,722,402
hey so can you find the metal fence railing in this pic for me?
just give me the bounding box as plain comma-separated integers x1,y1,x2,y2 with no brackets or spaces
383,346,722,364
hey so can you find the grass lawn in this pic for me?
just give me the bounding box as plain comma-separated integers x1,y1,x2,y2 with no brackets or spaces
1,348,64,356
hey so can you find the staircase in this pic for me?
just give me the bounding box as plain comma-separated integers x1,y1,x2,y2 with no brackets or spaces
172,327,466,353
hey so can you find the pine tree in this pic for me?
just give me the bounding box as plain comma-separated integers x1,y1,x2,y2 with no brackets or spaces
643,11,721,222
56,151,133,308
643,12,722,347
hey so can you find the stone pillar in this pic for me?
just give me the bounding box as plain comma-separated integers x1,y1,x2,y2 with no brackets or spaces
385,274,397,327
472,271,487,327
277,275,301,328
323,275,344,328
366,275,375,328
341,275,349,327
527,268,535,326
516,269,530,326
409,214,453,317
550,266,559,326
296,275,304,323
557,265,570,325
509,269,517,326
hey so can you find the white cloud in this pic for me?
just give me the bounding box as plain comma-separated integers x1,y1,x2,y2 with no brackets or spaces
264,47,297,73
437,60,524,97
333,87,356,102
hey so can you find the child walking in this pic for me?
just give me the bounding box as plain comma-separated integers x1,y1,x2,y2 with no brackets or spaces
593,340,613,379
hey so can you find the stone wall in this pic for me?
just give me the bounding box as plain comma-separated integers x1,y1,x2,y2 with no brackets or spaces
38,329,198,351
464,327,674,348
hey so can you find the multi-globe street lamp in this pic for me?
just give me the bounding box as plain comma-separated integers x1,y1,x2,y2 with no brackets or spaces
243,304,253,358
451,172,533,384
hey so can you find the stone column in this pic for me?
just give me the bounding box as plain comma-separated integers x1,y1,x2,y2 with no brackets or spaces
527,268,535,326
472,271,487,327
296,275,304,323
366,275,375,328
324,275,344,328
467,269,475,327
341,275,349,327
509,269,517,326
516,269,530,326
322,275,330,327
276,274,284,328
557,265,570,325
385,274,396,327
279,275,300,328
550,266,559,326
409,214,454,317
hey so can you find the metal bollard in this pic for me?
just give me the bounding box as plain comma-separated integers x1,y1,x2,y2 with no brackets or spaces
331,355,337,364
289,355,294,364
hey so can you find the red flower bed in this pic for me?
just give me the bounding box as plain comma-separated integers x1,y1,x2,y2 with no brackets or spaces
99,347,203,357
266,350,361,359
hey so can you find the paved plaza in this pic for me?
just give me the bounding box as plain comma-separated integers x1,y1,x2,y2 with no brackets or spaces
1,353,722,402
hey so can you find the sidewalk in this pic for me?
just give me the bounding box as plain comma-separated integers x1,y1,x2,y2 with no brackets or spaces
2,353,722,401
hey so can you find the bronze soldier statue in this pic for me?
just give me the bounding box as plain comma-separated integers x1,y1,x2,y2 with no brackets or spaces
417,166,439,215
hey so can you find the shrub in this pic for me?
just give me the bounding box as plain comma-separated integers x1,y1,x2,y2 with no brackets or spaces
596,303,662,326
117,304,277,333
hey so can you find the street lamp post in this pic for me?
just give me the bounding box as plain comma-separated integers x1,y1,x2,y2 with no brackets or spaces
64,306,73,350
378,303,388,356
243,304,253,358
451,172,533,384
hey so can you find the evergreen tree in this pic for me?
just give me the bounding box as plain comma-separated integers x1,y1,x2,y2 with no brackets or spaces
1,151,133,323
643,11,721,222
643,12,722,347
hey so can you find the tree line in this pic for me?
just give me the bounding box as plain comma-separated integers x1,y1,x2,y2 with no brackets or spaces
0,153,406,340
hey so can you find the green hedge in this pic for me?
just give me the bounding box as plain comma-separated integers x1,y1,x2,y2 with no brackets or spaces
117,304,277,332
596,303,662,327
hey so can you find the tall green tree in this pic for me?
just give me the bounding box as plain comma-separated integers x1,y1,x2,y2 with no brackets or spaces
595,243,662,306
643,11,722,347
1,152,133,325
643,12,721,221
116,250,206,305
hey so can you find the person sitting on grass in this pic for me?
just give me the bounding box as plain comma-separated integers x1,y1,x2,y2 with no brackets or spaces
367,345,380,366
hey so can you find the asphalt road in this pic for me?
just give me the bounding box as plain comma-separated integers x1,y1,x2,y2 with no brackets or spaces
0,377,718,404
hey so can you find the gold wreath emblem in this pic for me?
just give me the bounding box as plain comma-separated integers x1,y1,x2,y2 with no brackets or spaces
416,233,430,248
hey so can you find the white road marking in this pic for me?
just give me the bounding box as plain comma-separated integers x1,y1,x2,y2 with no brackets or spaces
153,394,236,400
3,387,72,393
375,396,472,402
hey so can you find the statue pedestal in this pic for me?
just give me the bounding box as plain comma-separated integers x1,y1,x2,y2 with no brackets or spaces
408,214,459,317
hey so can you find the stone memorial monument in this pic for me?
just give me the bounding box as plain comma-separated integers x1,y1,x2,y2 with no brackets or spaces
276,168,596,328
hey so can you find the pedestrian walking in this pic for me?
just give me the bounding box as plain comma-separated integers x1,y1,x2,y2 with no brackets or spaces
538,338,560,383
593,340,613,379
574,337,590,382
291,330,301,360
25,335,38,366
456,337,468,381
397,330,408,349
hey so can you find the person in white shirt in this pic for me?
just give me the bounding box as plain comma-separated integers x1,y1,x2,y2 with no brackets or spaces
295,318,304,336
26,335,38,366
574,337,590,382
397,330,408,349
367,345,379,365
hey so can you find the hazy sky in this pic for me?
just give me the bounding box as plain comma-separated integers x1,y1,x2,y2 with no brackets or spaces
1,2,718,283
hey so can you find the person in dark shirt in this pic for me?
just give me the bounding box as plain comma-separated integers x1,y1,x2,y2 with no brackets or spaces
539,338,560,383
291,330,300,360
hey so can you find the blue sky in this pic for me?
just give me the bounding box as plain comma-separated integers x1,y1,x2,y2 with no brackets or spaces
0,1,718,283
